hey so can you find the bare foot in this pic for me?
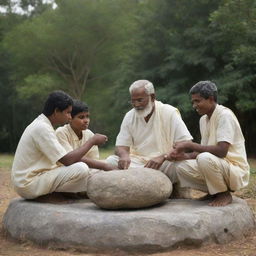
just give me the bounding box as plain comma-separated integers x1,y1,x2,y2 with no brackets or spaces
208,191,232,207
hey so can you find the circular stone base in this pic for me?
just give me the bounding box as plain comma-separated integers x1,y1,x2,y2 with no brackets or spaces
3,197,255,252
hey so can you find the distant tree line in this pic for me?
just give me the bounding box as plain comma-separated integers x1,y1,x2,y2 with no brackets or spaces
0,0,255,156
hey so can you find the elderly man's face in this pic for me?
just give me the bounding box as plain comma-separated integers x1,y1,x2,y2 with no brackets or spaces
130,88,154,118
130,87,150,110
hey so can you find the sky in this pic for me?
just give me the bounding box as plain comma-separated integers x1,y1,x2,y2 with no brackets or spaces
0,0,57,14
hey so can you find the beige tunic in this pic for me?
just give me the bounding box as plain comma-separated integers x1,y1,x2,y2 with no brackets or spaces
12,114,67,188
56,124,99,160
199,104,249,190
12,114,92,199
175,104,250,194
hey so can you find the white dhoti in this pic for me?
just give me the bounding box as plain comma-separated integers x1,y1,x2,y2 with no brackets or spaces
175,152,232,194
14,162,102,199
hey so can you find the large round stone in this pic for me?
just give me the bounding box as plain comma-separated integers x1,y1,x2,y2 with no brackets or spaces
3,197,255,253
87,168,172,209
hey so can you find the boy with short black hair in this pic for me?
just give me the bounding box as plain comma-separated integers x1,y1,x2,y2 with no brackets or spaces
56,99,114,171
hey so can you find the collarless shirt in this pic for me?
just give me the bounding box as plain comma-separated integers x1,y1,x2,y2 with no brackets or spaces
12,114,67,187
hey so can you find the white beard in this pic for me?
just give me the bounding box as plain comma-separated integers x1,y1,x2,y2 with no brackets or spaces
135,100,154,118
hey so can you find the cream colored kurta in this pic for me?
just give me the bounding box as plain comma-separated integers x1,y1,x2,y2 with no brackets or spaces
115,100,193,163
56,124,99,160
12,114,68,188
175,104,250,194
12,114,92,199
199,104,249,190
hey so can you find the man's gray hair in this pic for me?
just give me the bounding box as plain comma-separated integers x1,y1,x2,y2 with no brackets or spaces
189,80,218,101
129,80,155,95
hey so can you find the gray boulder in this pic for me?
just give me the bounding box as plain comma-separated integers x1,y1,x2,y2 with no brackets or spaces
87,167,172,209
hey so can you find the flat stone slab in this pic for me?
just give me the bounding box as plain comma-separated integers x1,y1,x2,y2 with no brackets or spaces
3,197,255,253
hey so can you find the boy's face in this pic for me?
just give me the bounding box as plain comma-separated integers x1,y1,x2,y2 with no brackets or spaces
191,93,215,116
70,111,90,131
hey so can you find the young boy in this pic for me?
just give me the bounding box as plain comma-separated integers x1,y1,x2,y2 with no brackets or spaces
56,100,114,171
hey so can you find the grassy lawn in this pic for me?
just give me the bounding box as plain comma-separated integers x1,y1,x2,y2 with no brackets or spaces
0,154,14,169
100,147,114,159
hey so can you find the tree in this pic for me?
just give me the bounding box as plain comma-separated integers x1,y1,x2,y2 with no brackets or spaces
112,0,256,154
209,0,256,154
0,12,27,152
4,0,135,99
112,0,222,141
0,0,55,16
2,0,138,149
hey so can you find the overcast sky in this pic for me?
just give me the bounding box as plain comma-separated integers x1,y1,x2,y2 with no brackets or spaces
0,0,57,14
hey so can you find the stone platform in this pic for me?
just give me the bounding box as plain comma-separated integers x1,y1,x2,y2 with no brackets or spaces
3,197,255,253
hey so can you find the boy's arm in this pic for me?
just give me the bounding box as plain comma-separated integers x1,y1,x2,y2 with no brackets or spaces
59,134,107,166
81,157,115,171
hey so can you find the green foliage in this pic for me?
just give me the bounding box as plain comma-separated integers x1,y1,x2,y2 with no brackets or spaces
0,0,256,154
113,0,256,152
0,154,14,168
0,0,54,16
4,0,136,100
17,74,60,99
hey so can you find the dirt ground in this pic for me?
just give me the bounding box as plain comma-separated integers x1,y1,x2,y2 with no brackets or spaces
0,167,256,256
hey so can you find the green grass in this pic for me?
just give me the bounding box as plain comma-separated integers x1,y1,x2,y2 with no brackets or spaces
248,158,256,174
99,147,114,160
0,154,14,169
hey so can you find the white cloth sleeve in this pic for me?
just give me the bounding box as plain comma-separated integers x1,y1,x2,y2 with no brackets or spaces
34,125,67,164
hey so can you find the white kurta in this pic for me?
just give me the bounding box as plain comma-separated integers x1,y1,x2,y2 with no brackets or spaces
56,124,99,160
115,100,193,163
12,114,91,199
107,101,192,180
200,104,249,190
176,104,250,193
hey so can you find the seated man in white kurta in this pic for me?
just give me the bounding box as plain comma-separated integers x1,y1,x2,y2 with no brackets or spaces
12,91,108,199
169,81,250,206
106,80,193,190
56,100,114,171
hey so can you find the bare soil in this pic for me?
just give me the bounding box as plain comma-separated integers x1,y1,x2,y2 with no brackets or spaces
0,167,256,256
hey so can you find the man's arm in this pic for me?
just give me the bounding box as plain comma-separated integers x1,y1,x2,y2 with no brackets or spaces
173,141,230,158
145,140,194,169
115,146,131,169
144,154,166,169
59,134,107,166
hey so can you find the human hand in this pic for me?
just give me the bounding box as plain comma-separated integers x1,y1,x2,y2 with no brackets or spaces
173,141,190,153
144,155,165,170
118,156,131,169
168,150,187,161
91,133,108,146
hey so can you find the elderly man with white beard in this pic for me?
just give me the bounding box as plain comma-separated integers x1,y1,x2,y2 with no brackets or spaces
106,80,193,195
